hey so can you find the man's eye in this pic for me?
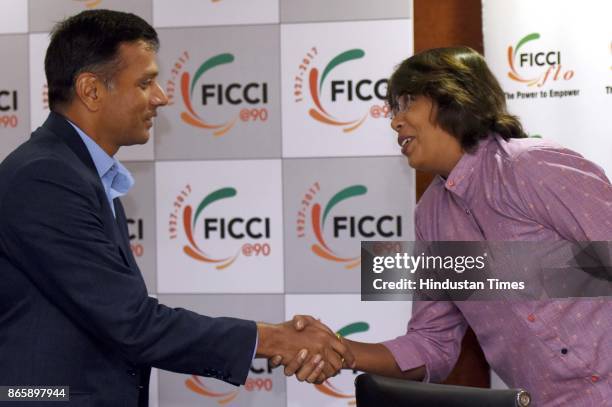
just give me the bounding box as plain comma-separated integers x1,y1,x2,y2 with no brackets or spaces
140,80,152,88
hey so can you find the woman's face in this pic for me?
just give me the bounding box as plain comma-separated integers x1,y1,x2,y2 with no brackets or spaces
390,95,463,176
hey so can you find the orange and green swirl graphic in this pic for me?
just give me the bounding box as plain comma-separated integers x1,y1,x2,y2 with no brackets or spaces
186,375,239,405
311,185,366,269
181,53,238,136
507,33,543,87
183,187,240,269
74,0,102,7
309,49,368,133
315,322,370,404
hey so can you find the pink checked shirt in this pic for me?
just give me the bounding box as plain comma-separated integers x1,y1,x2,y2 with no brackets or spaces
383,135,612,406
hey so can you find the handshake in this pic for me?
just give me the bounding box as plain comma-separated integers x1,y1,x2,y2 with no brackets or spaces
256,315,356,384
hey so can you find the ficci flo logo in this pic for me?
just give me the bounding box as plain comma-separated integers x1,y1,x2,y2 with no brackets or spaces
293,47,389,132
507,33,574,87
296,182,402,269
169,184,271,269
315,322,369,403
186,360,275,404
166,52,269,137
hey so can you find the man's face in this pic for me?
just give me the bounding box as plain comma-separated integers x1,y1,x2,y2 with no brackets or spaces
98,40,167,150
390,95,462,176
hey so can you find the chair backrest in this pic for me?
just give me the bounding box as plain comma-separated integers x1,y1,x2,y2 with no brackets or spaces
355,374,531,407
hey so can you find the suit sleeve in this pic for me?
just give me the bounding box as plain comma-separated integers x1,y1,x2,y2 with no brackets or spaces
0,158,256,385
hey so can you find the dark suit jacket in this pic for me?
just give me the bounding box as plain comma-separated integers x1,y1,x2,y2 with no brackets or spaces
0,112,257,407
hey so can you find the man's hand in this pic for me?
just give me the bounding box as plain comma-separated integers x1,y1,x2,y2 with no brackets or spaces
267,315,355,383
270,315,427,383
257,316,354,383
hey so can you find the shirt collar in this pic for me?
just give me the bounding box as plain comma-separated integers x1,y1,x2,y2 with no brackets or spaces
67,120,134,195
441,135,496,198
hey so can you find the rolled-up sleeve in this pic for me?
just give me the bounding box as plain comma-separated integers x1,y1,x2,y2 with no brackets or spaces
382,300,467,383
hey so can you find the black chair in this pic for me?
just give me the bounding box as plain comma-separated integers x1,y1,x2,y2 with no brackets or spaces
355,374,531,407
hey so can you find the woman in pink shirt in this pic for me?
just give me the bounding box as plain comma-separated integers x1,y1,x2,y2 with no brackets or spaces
278,47,612,406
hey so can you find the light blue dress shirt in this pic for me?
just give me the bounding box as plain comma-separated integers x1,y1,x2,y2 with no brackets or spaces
67,121,134,217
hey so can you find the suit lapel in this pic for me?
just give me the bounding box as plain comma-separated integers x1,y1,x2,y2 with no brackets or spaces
41,112,142,276
40,112,118,244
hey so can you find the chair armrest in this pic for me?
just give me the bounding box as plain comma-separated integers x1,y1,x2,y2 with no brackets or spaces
355,373,531,407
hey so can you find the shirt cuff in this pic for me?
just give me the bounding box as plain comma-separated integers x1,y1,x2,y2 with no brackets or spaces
382,336,434,382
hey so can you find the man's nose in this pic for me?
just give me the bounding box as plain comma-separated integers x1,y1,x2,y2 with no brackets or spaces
152,82,169,106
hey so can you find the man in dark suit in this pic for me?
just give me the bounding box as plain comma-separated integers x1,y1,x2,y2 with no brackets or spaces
0,10,351,406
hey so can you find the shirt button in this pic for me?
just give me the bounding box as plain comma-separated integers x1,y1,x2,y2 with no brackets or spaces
447,180,455,187
561,348,568,355
527,314,536,322
465,209,471,215
591,375,599,383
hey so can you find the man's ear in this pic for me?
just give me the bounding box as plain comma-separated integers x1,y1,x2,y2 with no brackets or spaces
74,72,104,112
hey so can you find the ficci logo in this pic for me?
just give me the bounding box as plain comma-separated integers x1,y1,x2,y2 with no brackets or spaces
296,182,402,269
73,0,102,8
127,218,145,258
0,90,18,129
166,51,269,137
186,360,275,404
169,184,271,269
186,376,239,405
293,47,389,132
315,322,369,403
507,33,574,87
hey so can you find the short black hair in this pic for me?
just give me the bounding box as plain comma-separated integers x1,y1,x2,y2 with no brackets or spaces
45,9,159,111
387,47,526,151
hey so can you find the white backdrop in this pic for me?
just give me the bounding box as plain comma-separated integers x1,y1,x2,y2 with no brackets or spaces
483,0,611,388
483,0,612,178
0,1,415,406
